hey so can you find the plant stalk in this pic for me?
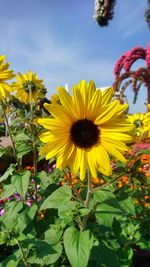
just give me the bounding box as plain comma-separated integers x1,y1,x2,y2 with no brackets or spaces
82,168,92,230
29,90,37,174
84,168,92,208
15,239,30,267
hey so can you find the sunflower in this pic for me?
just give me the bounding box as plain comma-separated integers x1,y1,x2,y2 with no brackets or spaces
0,55,15,100
12,70,45,104
127,113,150,138
38,80,133,180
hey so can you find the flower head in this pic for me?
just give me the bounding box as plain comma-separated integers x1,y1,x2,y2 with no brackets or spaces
0,55,15,100
12,70,45,104
38,80,133,180
127,112,150,138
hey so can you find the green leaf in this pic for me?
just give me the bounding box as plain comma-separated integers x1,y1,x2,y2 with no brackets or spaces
26,239,62,265
36,170,50,189
0,249,21,267
1,201,23,229
43,226,63,245
137,149,150,155
0,184,16,198
0,231,8,245
17,204,37,232
64,227,93,267
117,247,133,267
137,238,150,249
15,133,30,141
11,170,31,198
119,196,135,215
40,185,72,210
93,189,115,203
0,164,16,182
91,242,120,267
0,255,19,267
0,147,5,158
10,116,24,126
16,143,31,159
58,201,78,225
94,190,124,226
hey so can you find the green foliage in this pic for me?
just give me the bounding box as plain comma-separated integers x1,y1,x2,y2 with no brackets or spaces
25,238,62,265
93,189,124,226
1,90,150,267
16,143,32,159
64,227,93,267
40,185,72,210
11,171,31,198
137,149,150,155
91,241,120,267
0,147,5,158
0,164,16,182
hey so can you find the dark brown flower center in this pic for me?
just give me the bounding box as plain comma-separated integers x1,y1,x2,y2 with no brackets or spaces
134,119,143,128
23,81,37,93
70,119,99,148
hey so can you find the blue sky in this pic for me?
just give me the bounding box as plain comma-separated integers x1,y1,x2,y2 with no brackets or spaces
0,0,149,113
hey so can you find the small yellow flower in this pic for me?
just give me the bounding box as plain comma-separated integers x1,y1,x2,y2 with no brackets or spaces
12,70,45,104
38,80,133,180
0,55,15,100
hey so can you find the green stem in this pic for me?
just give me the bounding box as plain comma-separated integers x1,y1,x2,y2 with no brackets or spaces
29,90,40,211
82,169,92,229
15,238,30,267
84,168,92,208
91,171,129,193
29,90,37,174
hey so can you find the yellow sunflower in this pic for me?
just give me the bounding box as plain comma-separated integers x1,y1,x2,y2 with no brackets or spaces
38,80,133,180
12,70,45,104
0,55,15,100
127,113,150,137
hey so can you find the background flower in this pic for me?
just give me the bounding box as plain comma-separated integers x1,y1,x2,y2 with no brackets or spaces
127,112,150,138
0,55,14,100
12,70,45,104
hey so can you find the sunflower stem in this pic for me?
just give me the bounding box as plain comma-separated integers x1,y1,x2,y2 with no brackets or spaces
84,168,92,208
82,168,92,230
29,89,39,210
29,89,38,174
